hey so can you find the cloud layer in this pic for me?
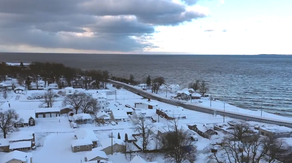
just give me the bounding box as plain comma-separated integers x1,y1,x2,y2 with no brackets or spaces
0,0,208,52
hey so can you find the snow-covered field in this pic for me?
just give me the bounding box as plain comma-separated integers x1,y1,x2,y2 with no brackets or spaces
1,84,292,163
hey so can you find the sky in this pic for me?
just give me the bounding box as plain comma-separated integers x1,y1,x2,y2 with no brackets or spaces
0,0,291,54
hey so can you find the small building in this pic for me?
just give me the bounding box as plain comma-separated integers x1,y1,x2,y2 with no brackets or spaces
46,83,58,90
9,141,32,151
71,139,93,153
259,125,292,138
60,107,73,115
112,110,129,122
35,108,60,118
2,150,33,163
65,87,74,95
0,139,10,152
15,109,35,127
84,149,109,162
75,129,99,147
99,138,125,155
134,101,159,110
130,155,158,163
8,131,35,149
73,113,93,124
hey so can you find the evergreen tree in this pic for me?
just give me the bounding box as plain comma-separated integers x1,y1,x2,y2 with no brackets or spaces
118,132,121,139
146,75,151,87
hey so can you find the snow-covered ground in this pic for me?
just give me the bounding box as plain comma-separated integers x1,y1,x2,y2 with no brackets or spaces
1,84,292,163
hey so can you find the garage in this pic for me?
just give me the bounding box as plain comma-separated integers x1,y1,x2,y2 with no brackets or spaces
37,114,44,118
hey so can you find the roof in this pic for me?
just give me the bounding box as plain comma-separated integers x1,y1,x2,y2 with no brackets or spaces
112,110,128,119
73,113,92,120
71,139,93,147
2,150,32,163
130,155,147,163
17,109,35,122
35,107,60,113
260,125,292,133
99,138,124,148
8,131,34,142
0,139,9,147
85,149,108,161
9,141,31,150
75,129,98,141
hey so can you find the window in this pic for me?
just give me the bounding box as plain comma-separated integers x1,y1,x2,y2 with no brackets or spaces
77,146,80,150
86,146,89,149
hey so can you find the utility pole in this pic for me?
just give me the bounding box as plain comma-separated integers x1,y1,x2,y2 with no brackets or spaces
210,94,212,107
111,131,113,155
223,100,226,123
261,101,263,117
115,90,117,101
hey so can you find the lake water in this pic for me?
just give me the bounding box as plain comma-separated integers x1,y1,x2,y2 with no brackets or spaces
1,53,292,116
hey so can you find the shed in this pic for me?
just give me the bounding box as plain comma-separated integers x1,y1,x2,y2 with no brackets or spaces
35,108,60,118
71,139,93,152
2,150,33,163
84,149,109,162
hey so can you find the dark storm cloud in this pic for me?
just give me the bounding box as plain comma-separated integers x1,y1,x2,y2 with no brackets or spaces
0,0,208,51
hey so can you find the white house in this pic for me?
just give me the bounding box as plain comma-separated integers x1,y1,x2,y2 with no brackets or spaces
75,129,99,147
73,113,93,124
112,110,129,122
84,149,109,162
64,87,74,95
130,155,158,163
134,100,159,110
46,83,58,90
2,150,33,163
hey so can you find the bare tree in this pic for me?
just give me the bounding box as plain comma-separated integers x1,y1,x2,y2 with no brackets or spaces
80,94,99,114
199,81,208,96
63,92,99,114
159,120,196,163
189,80,200,92
209,123,292,163
132,115,154,151
0,109,22,138
42,90,54,108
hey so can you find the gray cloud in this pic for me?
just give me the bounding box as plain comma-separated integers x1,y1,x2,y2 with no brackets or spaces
0,0,207,52
181,0,200,5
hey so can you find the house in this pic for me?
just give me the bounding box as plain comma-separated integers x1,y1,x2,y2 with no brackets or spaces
84,149,108,162
60,107,73,115
9,141,32,151
73,113,93,124
163,107,187,119
46,83,58,90
0,139,10,152
14,86,25,94
75,129,99,147
8,131,35,150
259,125,292,138
96,111,111,123
64,87,75,95
15,109,35,127
1,150,33,163
130,155,158,163
134,100,159,110
99,138,125,155
93,93,109,109
35,107,60,118
71,139,93,152
111,110,129,122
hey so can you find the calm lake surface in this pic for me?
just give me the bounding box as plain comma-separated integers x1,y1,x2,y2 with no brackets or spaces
1,53,292,115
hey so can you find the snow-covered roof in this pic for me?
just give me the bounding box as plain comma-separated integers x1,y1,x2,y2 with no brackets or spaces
35,107,60,113
2,150,32,163
112,110,128,119
65,87,74,90
0,139,9,147
71,139,93,147
14,86,25,90
92,93,107,99
96,111,110,119
73,113,92,120
99,138,124,148
75,129,98,142
130,155,147,163
8,131,34,142
17,109,35,122
260,125,292,133
9,141,31,150
135,100,159,106
85,149,108,161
